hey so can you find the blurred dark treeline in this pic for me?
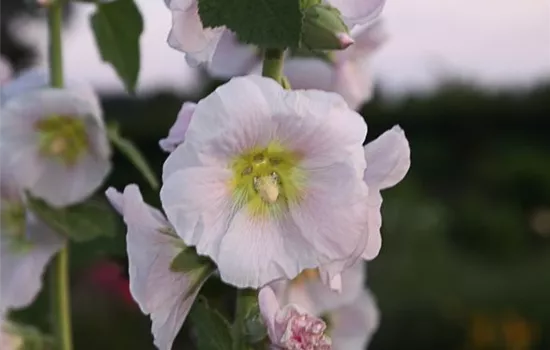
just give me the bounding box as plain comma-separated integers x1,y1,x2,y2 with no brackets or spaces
3,1,550,349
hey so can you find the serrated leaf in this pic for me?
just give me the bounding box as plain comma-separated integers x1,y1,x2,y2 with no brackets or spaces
190,297,233,350
107,123,159,190
170,247,213,273
90,0,143,93
198,0,302,48
27,195,118,242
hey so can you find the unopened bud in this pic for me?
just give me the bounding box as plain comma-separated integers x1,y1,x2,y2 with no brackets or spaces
301,5,353,51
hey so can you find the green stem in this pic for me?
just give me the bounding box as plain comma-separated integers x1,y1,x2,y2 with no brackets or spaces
49,247,73,350
48,2,72,350
232,289,247,350
261,49,285,84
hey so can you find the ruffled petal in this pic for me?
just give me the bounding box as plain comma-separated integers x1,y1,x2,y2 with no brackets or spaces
166,0,225,66
159,102,197,153
364,125,411,190
330,289,380,350
106,185,212,350
160,167,234,258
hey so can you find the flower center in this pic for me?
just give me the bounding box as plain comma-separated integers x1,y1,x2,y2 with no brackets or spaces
231,141,304,218
35,115,89,166
291,268,321,287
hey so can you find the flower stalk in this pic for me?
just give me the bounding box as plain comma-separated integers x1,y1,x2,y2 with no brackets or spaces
47,2,73,350
261,49,285,84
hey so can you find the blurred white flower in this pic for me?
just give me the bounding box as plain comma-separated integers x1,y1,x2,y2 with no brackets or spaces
326,0,386,26
0,69,112,207
259,285,332,350
0,170,65,315
106,184,213,350
285,20,388,109
159,102,196,153
161,76,372,289
328,289,380,350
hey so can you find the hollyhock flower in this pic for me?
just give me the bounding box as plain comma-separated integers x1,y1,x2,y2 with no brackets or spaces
0,69,112,207
0,171,65,315
361,125,410,260
159,102,197,152
259,285,332,349
271,262,379,350
106,184,214,350
284,20,387,109
165,0,384,70
328,289,380,350
161,75,371,289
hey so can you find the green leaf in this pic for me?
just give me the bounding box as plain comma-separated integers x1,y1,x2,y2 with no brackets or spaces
190,297,233,350
27,195,118,242
107,123,159,190
90,0,143,93
170,247,214,273
198,0,303,48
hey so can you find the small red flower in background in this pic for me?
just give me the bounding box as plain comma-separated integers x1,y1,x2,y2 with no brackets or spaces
86,260,135,307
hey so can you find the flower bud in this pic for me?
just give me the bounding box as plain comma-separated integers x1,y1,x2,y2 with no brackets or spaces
301,4,353,51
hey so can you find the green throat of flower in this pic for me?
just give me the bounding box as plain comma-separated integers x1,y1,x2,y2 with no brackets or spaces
231,141,305,218
35,115,89,166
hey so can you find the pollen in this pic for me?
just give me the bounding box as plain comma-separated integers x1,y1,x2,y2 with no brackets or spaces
230,141,305,218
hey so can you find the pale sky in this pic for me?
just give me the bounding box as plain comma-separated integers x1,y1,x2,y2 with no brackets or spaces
11,0,550,96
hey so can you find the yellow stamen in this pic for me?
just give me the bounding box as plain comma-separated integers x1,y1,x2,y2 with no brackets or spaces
49,137,67,155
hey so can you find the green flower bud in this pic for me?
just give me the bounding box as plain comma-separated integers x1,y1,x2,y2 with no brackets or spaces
301,4,354,51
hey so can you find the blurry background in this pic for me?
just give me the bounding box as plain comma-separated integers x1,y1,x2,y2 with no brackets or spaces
2,0,550,349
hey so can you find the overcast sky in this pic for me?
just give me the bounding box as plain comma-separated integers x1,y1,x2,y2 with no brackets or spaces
13,0,550,96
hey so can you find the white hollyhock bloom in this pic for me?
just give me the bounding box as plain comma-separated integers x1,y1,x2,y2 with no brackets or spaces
161,76,371,289
0,171,65,315
284,20,387,110
0,69,112,207
259,285,332,350
361,125,411,260
106,184,214,350
159,102,197,153
164,0,384,71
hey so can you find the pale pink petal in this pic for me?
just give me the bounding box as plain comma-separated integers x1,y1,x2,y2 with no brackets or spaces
364,126,411,190
159,102,197,153
0,56,13,85
160,167,234,258
259,285,280,342
216,208,319,288
333,61,373,110
106,185,212,350
208,31,258,79
0,216,65,314
166,0,225,66
330,289,380,349
362,191,383,260
327,0,386,26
